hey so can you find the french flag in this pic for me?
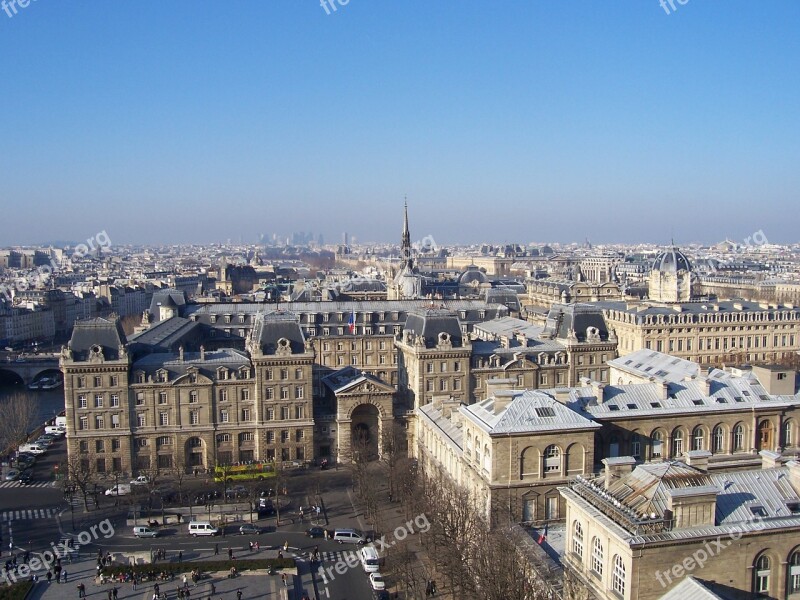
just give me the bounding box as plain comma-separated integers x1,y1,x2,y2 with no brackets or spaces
347,309,356,334
537,524,548,545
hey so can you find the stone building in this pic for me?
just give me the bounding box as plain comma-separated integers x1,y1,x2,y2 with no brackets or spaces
560,457,800,600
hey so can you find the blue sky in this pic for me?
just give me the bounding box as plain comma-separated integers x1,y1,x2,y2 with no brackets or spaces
1,1,798,246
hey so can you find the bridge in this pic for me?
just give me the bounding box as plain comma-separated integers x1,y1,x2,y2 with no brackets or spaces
0,355,62,386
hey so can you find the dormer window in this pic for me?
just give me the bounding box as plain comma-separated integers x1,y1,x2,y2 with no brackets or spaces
217,368,229,381
156,370,168,383
239,367,250,379
210,315,217,324
224,315,232,324
238,315,245,324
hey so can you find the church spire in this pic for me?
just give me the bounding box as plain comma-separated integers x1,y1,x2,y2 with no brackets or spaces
401,199,412,267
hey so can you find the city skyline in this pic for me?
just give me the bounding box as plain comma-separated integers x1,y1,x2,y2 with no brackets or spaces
1,2,798,245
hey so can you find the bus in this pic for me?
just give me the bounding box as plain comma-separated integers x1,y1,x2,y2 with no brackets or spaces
213,463,276,483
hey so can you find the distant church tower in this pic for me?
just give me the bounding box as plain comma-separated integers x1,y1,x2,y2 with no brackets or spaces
389,202,422,300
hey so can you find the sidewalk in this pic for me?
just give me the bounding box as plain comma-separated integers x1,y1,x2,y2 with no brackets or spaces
23,550,313,600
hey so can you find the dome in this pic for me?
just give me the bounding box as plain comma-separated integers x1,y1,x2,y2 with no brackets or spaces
652,247,692,273
458,265,489,286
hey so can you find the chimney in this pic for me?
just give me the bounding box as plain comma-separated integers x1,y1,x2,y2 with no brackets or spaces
667,486,718,529
788,460,800,493
760,450,781,470
659,382,670,401
200,345,205,361
684,450,711,472
591,381,606,403
178,345,184,362
602,456,637,489
492,391,517,414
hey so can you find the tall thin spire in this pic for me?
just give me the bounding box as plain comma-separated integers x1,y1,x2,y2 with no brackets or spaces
401,199,412,266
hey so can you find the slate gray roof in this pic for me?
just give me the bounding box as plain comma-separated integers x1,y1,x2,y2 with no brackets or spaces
404,308,465,348
127,316,200,352
148,289,187,320
606,461,714,519
711,466,800,525
132,348,250,379
555,373,800,419
609,349,698,383
461,389,601,434
658,576,727,600
250,311,307,355
322,365,393,394
418,402,464,452
598,299,800,323
68,317,127,361
542,303,610,342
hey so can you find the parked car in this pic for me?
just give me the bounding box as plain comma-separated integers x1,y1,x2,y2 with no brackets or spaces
18,444,45,455
35,438,54,447
239,524,261,535
105,483,132,496
369,573,386,592
4,469,19,481
132,526,159,538
130,476,149,486
305,527,326,538
44,426,66,436
18,470,34,485
225,485,248,499
16,454,36,468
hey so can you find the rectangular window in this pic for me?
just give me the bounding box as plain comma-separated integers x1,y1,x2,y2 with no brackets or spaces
242,408,251,421
295,429,304,442
280,369,288,380
111,414,120,429
94,394,103,408
158,392,167,404
265,387,274,400
110,394,119,407
159,412,169,426
241,389,250,401
190,410,199,425
281,406,290,420
281,430,289,443
266,408,274,421
295,385,304,399
137,414,146,427
295,368,303,379
78,395,87,409
189,391,198,403
267,431,275,443
220,410,229,423
79,416,88,431
94,376,101,387
110,375,118,387
111,438,121,452
95,415,104,429
77,376,85,388
280,387,289,400
135,392,144,406
294,405,304,419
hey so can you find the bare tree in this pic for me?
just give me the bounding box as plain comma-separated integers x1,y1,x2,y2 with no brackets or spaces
119,313,143,336
0,391,38,457
64,454,99,512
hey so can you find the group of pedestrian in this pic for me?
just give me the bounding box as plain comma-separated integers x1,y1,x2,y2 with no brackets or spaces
247,541,260,552
105,587,119,600
425,580,438,597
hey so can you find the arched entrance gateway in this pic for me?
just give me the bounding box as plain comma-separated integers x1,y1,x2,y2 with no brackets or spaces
351,404,380,461
185,437,206,473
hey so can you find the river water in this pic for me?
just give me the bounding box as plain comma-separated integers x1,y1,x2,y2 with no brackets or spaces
0,384,65,426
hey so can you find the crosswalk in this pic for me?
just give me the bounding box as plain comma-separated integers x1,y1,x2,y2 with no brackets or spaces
0,480,54,489
1,507,59,521
294,549,359,563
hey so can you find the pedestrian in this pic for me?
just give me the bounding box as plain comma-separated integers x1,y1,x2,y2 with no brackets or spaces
283,540,288,552
107,590,113,600
77,582,86,598
183,574,188,587
281,573,287,587
132,576,137,590
154,583,160,595
179,550,183,564
113,586,119,600
237,590,242,600
62,569,68,583
227,547,233,560
214,543,219,556
278,550,283,559
211,583,216,594
46,570,52,583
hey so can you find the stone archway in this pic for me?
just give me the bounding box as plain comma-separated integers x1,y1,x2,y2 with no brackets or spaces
185,437,206,473
350,404,381,461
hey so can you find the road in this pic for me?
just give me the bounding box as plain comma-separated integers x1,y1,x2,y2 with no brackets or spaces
0,447,380,600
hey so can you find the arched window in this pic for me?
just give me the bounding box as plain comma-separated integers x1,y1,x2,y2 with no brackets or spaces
692,427,705,451
572,521,584,558
520,447,537,478
544,445,561,472
733,424,745,451
474,436,481,463
784,420,794,447
754,554,771,596
591,537,604,576
652,431,663,458
483,444,491,472
612,555,626,596
672,429,684,457
789,550,800,594
712,425,724,453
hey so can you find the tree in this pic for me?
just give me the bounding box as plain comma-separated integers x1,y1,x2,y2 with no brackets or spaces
64,454,98,512
119,313,143,336
0,391,38,457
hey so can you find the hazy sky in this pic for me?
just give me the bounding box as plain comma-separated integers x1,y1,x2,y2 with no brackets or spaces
1,2,798,247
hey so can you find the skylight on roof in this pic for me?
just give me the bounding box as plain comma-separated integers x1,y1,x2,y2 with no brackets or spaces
716,398,727,404
608,405,620,411
650,402,662,408
626,404,638,410
534,407,556,418
750,506,767,517
644,367,653,372
734,396,744,402
692,399,704,406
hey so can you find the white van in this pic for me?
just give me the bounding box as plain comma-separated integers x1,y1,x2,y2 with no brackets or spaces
19,444,45,455
333,528,367,545
55,416,67,428
132,526,159,538
359,546,381,572
188,522,219,537
44,425,66,436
